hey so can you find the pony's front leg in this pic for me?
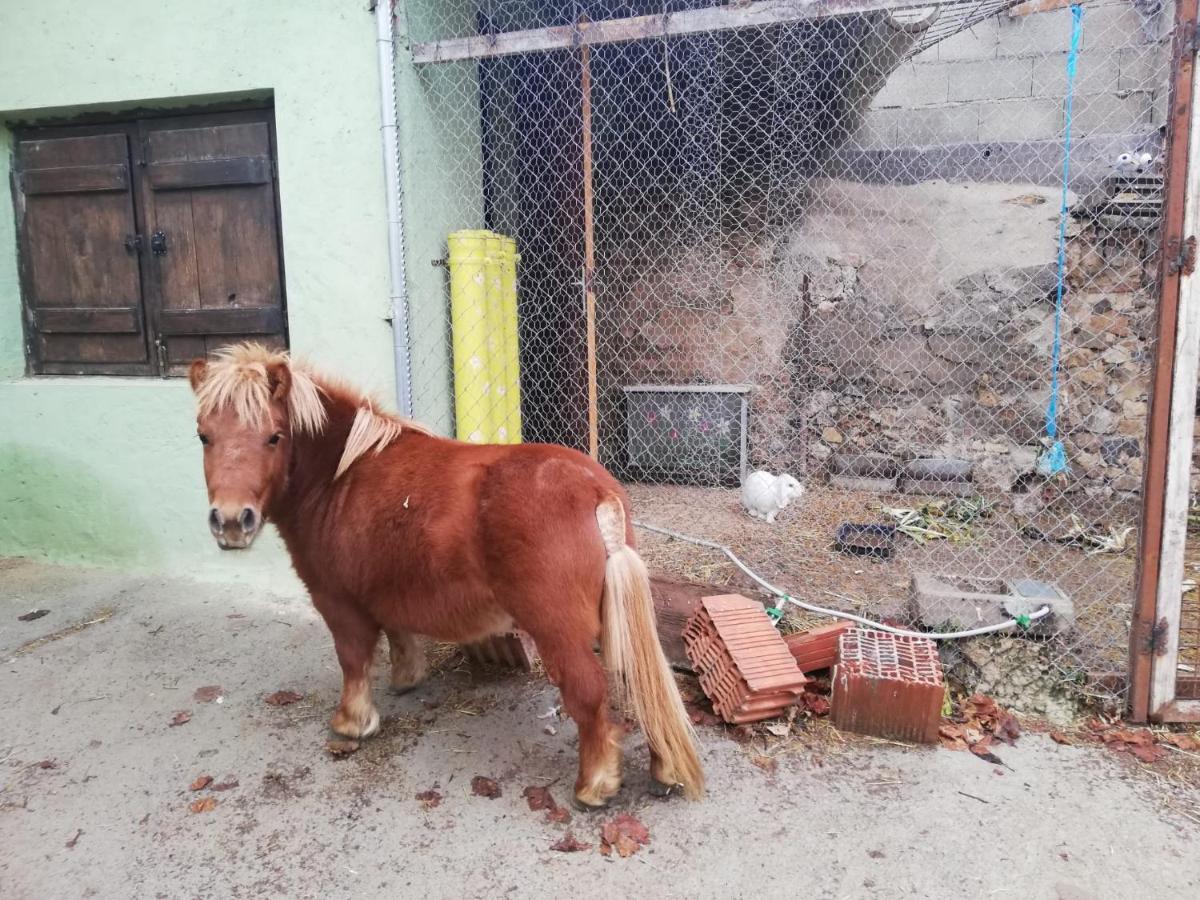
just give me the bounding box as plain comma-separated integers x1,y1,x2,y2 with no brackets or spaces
313,595,381,739
385,629,427,694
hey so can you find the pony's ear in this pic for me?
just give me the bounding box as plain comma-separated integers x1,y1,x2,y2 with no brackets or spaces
188,359,208,392
266,360,292,402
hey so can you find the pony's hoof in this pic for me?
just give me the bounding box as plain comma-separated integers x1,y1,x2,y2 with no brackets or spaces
330,707,380,739
571,795,610,813
648,778,678,799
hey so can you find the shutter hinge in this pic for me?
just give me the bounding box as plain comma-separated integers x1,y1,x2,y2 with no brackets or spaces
155,338,168,376
1168,235,1197,276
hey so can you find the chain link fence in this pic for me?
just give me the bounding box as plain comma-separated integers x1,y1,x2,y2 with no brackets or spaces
398,0,1179,710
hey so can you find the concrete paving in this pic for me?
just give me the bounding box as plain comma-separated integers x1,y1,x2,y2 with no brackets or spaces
1,558,1196,900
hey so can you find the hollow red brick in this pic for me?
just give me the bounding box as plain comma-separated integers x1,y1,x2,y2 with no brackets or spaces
830,629,944,744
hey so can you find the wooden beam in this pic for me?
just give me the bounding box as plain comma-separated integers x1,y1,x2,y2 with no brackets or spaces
581,44,599,461
1152,699,1200,723
411,0,952,64
1149,48,1200,721
1130,0,1200,723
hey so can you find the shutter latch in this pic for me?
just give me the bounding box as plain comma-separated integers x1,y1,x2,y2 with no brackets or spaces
124,234,143,255
155,338,168,376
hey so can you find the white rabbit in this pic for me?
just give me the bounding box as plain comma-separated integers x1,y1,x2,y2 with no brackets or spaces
742,470,804,524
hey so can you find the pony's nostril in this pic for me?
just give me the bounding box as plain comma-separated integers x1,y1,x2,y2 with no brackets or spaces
208,508,223,535
239,507,258,533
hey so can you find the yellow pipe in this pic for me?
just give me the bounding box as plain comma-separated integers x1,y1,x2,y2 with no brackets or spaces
483,232,506,442
498,234,522,443
448,230,493,443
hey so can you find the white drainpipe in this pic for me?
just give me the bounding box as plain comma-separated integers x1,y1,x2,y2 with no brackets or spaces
375,0,413,416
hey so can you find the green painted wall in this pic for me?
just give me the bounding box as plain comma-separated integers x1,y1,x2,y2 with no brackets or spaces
0,1,403,588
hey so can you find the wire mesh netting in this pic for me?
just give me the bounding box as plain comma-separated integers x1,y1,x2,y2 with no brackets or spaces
397,0,1179,709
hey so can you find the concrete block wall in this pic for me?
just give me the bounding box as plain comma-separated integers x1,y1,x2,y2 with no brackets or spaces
854,1,1172,155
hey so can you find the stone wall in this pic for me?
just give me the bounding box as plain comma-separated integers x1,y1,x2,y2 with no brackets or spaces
604,177,1163,511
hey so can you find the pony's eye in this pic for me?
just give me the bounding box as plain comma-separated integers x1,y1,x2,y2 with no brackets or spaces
198,433,210,446
267,433,283,446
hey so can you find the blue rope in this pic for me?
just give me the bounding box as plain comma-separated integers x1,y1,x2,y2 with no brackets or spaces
1040,4,1084,478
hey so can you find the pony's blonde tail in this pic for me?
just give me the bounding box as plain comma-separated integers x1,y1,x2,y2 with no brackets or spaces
596,496,704,800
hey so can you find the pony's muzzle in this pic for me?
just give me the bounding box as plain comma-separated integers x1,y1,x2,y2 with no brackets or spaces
209,504,261,550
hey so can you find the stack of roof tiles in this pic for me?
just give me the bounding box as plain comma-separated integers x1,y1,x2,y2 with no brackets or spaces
682,594,808,724
831,628,944,744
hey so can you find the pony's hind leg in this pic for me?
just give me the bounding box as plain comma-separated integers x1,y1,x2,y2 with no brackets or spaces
313,595,381,739
385,629,427,694
537,637,622,810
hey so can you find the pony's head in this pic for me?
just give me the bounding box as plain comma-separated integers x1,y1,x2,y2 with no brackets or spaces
188,344,326,549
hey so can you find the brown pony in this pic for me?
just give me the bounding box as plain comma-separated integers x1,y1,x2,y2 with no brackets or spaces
188,343,703,807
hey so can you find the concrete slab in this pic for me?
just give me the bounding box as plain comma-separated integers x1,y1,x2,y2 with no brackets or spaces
1,559,1196,899
909,572,1074,636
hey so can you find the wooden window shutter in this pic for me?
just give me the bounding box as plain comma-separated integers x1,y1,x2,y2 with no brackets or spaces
14,132,150,374
140,112,288,373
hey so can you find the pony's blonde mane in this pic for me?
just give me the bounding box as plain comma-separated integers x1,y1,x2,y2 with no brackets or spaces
194,342,431,479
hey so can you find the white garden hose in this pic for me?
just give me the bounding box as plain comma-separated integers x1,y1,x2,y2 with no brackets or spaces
633,521,1051,640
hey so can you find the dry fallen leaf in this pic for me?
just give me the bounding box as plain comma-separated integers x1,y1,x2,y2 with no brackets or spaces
325,740,360,758
189,775,213,791
801,693,831,717
18,609,50,622
415,788,443,809
751,754,777,773
763,722,790,738
264,690,304,707
969,740,1005,767
189,797,217,814
1127,743,1168,764
995,714,1021,746
545,806,572,825
169,710,192,727
599,813,651,858
1104,728,1154,746
65,829,82,849
471,776,501,798
211,779,239,792
1159,732,1200,752
550,833,591,852
522,785,557,812
1049,731,1073,746
193,686,224,704
36,759,58,770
